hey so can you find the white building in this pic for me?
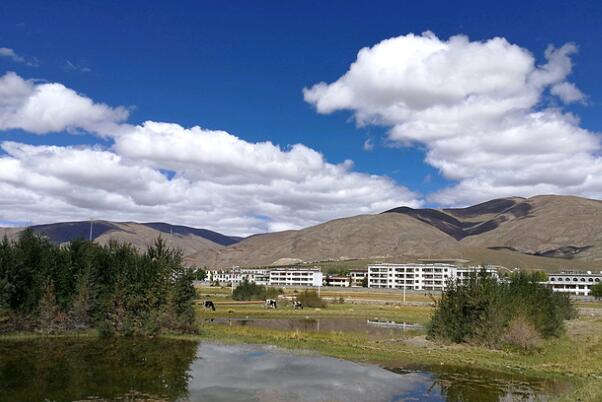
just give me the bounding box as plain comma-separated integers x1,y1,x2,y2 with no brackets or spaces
349,269,367,287
325,275,351,287
367,263,498,291
269,267,323,287
208,266,324,288
546,271,602,296
207,268,270,286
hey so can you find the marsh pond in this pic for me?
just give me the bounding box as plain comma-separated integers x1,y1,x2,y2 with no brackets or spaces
0,338,563,401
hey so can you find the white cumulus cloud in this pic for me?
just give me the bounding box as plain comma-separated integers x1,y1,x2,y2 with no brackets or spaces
0,72,129,135
304,32,602,205
0,72,420,235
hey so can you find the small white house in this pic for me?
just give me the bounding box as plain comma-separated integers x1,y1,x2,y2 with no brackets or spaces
325,275,351,287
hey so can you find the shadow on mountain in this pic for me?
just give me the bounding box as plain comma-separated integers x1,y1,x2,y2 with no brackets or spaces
142,222,242,246
383,199,533,240
32,221,116,243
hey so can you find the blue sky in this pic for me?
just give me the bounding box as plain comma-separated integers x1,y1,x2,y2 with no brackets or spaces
0,1,601,234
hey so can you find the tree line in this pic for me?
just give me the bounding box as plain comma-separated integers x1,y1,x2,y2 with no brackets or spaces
0,229,198,336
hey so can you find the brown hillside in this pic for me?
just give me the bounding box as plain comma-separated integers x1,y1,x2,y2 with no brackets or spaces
3,195,602,271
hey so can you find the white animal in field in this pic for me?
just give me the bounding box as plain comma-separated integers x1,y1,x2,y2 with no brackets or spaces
264,299,277,309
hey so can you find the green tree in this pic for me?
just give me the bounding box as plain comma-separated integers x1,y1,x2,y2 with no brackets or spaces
193,268,207,281
591,282,602,299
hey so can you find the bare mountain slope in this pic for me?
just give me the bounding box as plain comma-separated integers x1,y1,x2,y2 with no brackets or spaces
459,195,602,261
3,195,602,270
208,213,460,268
203,195,602,269
94,223,223,266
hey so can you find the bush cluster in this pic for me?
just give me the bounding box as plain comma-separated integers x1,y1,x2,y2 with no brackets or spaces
296,290,326,308
0,229,198,336
231,279,283,301
427,271,576,350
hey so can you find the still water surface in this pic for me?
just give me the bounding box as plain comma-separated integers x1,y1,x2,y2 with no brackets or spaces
0,338,563,401
205,317,423,338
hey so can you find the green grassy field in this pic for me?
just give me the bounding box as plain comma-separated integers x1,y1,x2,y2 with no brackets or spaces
196,285,437,303
197,302,434,324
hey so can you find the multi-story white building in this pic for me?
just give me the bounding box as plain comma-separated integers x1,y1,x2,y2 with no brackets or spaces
269,267,323,287
208,267,322,287
367,263,498,291
546,271,602,296
349,269,367,287
207,268,270,286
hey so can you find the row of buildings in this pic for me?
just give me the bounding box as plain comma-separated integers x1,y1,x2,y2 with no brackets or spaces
207,266,368,288
207,267,325,288
367,263,602,296
206,263,602,296
206,262,495,291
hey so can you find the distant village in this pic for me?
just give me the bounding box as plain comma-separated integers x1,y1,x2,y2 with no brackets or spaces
206,260,602,297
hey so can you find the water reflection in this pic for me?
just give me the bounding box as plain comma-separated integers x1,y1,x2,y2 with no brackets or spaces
190,343,421,401
387,366,563,402
0,338,562,401
205,317,423,337
0,337,197,401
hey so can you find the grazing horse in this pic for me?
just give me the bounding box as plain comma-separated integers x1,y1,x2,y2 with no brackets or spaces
203,300,216,311
264,299,277,309
293,300,303,310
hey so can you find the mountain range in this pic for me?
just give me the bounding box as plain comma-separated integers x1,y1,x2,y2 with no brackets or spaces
2,195,602,271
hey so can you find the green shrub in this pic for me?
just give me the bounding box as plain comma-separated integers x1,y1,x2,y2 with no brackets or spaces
428,270,576,348
231,280,283,301
296,290,326,308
